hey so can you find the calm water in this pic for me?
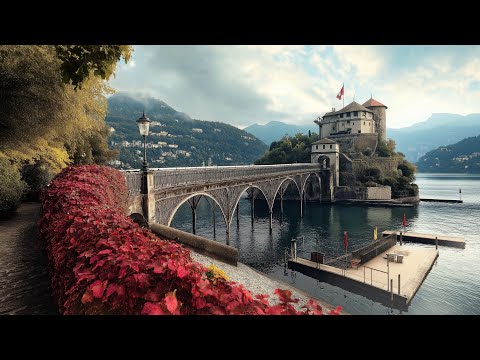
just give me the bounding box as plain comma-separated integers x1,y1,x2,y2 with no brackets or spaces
171,173,480,314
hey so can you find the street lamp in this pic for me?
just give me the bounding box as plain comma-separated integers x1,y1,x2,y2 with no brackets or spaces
136,111,151,171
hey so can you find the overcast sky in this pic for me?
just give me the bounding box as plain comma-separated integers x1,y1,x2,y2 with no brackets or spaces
109,45,480,129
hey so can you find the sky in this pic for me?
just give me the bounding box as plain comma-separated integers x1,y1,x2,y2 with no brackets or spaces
109,45,480,129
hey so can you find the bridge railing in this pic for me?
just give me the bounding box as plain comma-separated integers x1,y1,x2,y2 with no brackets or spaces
124,171,142,195
149,163,321,190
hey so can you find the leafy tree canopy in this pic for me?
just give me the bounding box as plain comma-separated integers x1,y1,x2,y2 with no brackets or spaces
54,45,132,89
254,133,319,165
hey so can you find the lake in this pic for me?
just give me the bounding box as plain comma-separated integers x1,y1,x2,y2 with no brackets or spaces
171,173,480,314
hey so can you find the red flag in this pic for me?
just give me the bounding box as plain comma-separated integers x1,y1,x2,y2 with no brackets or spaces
336,84,344,100
343,231,348,249
403,213,407,228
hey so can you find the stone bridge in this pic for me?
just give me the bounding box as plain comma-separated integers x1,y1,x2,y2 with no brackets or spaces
123,164,332,242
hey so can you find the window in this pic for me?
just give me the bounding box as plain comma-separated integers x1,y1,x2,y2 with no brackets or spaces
353,122,354,125
330,145,332,149
363,112,366,117
347,120,350,124
346,112,351,117
316,145,318,150
358,130,361,133
340,113,344,118
364,122,366,125
353,111,358,116
323,145,325,149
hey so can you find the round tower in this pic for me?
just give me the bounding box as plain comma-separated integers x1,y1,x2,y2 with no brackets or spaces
362,98,387,142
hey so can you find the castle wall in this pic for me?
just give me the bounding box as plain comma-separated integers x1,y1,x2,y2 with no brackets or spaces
351,157,400,179
330,133,378,154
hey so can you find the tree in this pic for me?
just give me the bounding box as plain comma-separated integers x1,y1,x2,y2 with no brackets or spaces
255,133,319,165
54,45,132,89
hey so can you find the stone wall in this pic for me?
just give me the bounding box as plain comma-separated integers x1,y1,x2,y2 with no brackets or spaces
330,133,377,154
351,156,400,179
334,185,391,200
366,186,391,200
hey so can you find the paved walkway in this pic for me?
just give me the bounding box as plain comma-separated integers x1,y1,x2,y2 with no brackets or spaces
0,203,57,315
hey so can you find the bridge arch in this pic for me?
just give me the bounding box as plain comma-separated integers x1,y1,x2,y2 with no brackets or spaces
301,172,322,196
166,192,228,229
228,184,269,228
273,176,302,202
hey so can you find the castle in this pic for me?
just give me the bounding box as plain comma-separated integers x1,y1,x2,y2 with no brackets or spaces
313,98,387,141
310,98,394,201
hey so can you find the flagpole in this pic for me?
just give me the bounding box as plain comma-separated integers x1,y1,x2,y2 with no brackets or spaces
343,83,344,109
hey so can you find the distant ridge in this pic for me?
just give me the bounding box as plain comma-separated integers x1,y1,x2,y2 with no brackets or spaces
244,121,318,146
387,113,480,162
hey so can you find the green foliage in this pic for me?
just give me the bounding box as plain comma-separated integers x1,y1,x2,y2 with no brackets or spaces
20,159,53,201
376,139,396,157
0,45,118,181
397,160,416,181
106,93,268,168
363,147,373,156
54,45,132,89
254,133,319,165
0,157,27,216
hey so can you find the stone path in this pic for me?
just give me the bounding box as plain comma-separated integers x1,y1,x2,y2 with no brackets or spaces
0,203,57,315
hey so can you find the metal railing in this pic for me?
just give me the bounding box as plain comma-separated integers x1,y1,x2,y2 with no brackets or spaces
150,163,321,190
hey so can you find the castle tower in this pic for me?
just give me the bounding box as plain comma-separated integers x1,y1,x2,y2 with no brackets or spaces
363,98,387,142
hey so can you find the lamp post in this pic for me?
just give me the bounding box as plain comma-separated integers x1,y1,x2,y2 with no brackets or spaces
136,111,151,171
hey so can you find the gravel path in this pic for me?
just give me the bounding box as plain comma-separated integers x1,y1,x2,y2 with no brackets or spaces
190,251,335,313
0,203,57,315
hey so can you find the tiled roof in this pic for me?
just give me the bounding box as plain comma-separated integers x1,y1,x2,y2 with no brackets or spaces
363,98,387,108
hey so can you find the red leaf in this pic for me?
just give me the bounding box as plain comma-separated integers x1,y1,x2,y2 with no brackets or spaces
274,288,299,304
81,289,94,304
142,302,167,315
164,291,181,315
90,280,107,298
98,249,112,255
329,306,343,315
307,299,324,315
177,265,189,279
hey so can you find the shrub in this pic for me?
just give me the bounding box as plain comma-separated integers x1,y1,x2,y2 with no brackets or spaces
39,165,341,315
21,159,54,201
0,157,27,216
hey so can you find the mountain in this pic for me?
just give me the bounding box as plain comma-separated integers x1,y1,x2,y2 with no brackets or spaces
417,134,480,173
244,121,318,146
387,113,480,162
106,93,268,169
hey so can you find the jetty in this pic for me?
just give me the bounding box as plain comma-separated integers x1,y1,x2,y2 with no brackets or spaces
289,243,438,309
382,230,465,249
420,198,463,203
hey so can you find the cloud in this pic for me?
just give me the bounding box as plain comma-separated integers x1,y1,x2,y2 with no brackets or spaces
109,45,480,130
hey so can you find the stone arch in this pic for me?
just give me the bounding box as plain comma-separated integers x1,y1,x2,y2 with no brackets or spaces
166,192,228,228
227,184,269,227
301,172,322,197
273,176,302,202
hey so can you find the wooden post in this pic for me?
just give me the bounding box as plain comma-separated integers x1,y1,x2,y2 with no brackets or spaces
398,274,401,295
435,236,438,250
400,231,403,246
390,279,394,302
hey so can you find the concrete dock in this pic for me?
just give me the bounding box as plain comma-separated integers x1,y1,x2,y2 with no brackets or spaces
289,244,438,309
420,198,463,203
382,231,465,249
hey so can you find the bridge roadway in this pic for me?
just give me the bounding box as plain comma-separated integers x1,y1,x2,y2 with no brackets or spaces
123,164,332,243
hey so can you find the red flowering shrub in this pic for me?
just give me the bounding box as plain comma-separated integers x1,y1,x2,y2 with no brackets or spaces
39,165,342,315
